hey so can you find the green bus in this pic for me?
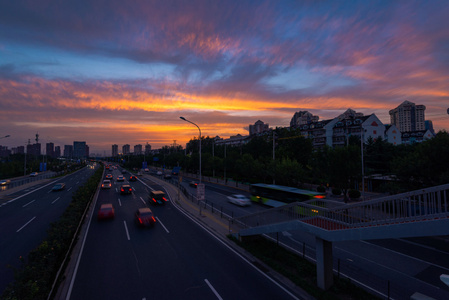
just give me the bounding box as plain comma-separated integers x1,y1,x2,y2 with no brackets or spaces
250,183,326,207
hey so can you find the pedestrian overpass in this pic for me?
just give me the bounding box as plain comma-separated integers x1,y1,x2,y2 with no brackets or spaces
231,183,449,290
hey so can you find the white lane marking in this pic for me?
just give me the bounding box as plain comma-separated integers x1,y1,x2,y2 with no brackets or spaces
156,217,169,233
123,221,130,240
204,279,223,300
118,198,122,206
17,216,36,232
76,181,80,184
360,240,449,272
67,187,72,192
22,200,36,207
140,197,146,205
397,238,446,254
47,189,52,193
1,179,59,206
52,197,61,204
170,195,300,300
336,246,440,289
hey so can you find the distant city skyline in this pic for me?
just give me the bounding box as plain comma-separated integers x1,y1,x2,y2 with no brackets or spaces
1,1,448,154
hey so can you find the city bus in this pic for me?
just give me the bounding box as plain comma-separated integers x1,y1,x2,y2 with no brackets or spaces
249,183,326,207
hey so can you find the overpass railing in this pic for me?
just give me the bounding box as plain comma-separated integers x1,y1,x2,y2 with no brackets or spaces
233,183,449,231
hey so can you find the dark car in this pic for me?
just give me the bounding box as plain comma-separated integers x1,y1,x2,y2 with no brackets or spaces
105,173,113,180
189,181,198,188
149,190,167,205
52,183,66,191
120,184,132,195
135,207,156,227
163,174,172,179
98,203,115,220
129,175,137,181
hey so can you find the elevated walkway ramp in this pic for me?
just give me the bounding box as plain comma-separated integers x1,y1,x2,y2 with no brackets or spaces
232,183,449,290
233,183,449,241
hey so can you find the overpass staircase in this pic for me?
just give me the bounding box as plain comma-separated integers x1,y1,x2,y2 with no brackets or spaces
231,183,449,290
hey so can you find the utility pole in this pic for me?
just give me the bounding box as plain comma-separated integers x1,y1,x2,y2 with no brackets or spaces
273,130,276,184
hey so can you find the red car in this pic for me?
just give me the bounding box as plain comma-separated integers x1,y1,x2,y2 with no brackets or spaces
135,208,156,227
98,203,115,220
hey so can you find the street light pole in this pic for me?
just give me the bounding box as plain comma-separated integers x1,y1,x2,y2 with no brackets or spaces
361,128,365,200
180,117,202,184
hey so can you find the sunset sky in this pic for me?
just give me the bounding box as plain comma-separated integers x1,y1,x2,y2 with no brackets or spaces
1,0,448,155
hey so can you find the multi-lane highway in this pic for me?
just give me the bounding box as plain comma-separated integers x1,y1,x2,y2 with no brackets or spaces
68,168,300,299
167,174,449,299
3,165,449,299
0,166,97,294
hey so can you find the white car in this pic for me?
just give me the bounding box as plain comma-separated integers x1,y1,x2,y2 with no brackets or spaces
227,194,251,206
29,172,38,177
117,175,125,182
101,180,112,189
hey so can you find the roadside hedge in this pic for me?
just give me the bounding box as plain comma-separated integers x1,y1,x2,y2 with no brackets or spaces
2,166,103,300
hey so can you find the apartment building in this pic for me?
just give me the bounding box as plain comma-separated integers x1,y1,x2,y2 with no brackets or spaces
389,100,426,132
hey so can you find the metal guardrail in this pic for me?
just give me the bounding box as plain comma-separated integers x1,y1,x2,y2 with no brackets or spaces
0,171,61,192
233,183,449,231
158,175,238,221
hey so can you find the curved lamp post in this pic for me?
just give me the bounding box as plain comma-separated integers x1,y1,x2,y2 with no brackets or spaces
0,135,10,139
180,117,201,183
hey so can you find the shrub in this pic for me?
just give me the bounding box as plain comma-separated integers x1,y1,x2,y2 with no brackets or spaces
348,189,361,199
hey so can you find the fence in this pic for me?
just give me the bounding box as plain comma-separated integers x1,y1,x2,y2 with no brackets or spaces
0,170,75,193
158,175,241,223
233,183,449,232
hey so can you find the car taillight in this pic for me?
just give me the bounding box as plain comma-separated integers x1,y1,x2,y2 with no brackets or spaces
138,217,143,224
152,217,156,222
163,197,167,201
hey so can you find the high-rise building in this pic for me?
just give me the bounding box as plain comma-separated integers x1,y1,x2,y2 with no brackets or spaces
46,142,54,157
27,143,41,156
134,144,142,155
290,111,319,127
249,120,269,135
54,146,61,157
389,100,426,132
12,146,25,154
112,144,118,157
73,141,87,159
64,145,73,158
0,146,10,157
122,144,130,155
145,143,151,154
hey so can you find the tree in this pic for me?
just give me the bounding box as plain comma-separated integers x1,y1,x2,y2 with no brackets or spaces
392,131,449,188
328,145,361,201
